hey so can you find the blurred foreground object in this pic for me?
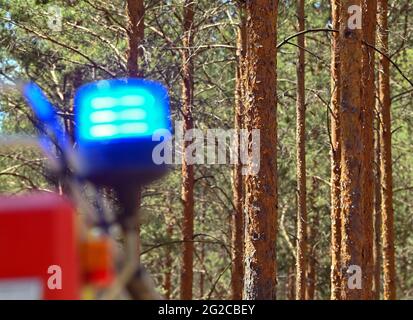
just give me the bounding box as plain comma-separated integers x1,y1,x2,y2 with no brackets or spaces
80,233,115,288
11,78,170,300
0,193,80,299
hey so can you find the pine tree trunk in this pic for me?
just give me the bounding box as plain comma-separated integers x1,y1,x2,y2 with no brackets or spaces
373,122,382,300
377,0,396,300
243,0,278,300
126,0,144,268
295,0,307,301
339,0,364,300
126,0,144,78
231,10,246,301
180,0,195,300
330,0,342,300
361,0,377,299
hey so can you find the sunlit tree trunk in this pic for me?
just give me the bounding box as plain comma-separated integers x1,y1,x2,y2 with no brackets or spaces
330,0,342,300
295,0,307,301
231,8,246,300
126,0,144,267
361,0,377,299
243,0,278,300
373,121,382,300
180,0,195,300
377,0,396,300
339,0,364,300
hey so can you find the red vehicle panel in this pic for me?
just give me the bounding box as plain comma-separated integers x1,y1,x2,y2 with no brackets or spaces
0,193,80,299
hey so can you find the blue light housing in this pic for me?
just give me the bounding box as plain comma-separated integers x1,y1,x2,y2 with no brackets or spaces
74,78,172,186
76,79,171,141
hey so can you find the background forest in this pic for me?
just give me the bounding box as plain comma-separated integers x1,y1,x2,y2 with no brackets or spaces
0,0,412,300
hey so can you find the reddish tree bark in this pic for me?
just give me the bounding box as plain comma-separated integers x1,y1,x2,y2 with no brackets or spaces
339,0,365,300
126,0,144,78
295,0,307,301
243,0,278,300
125,0,144,272
231,8,246,300
330,0,342,300
361,0,377,299
180,0,195,300
373,122,382,299
377,0,396,300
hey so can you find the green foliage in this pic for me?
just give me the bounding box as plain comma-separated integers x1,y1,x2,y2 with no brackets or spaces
0,0,412,299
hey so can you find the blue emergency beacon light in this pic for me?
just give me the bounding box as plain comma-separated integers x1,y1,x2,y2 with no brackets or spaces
22,79,171,298
74,78,172,187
